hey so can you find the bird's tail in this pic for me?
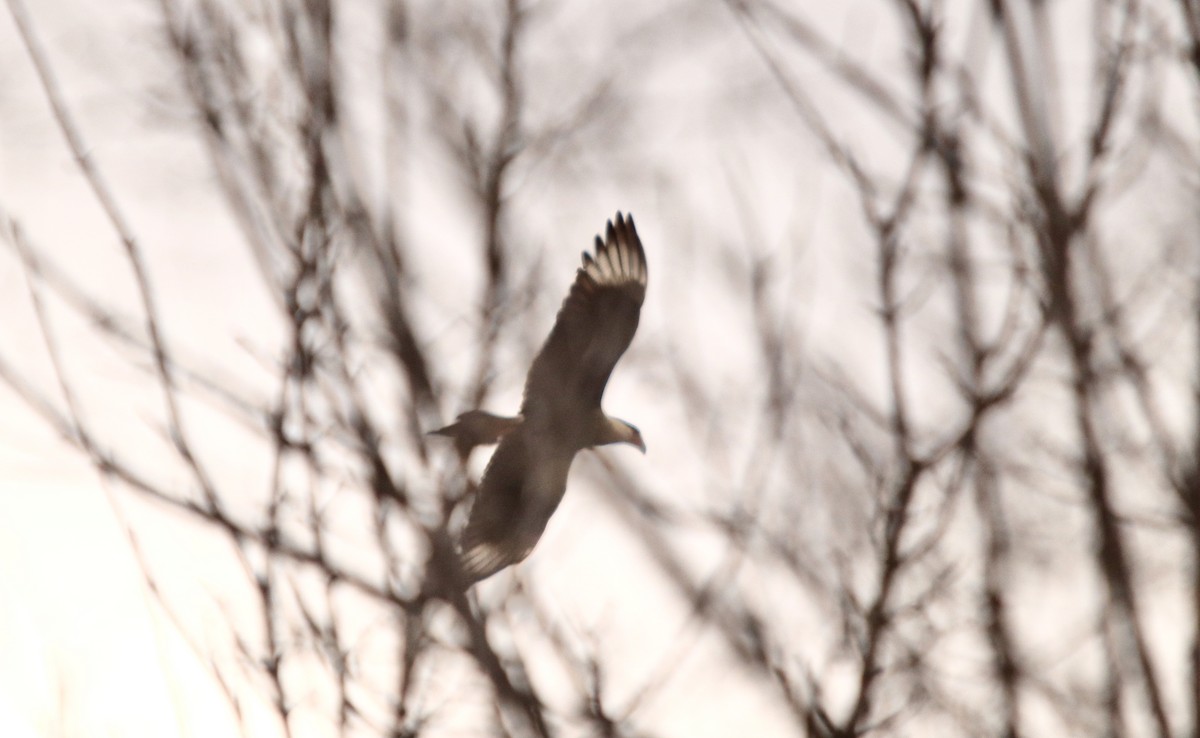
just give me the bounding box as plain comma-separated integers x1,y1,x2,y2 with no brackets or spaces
428,410,522,461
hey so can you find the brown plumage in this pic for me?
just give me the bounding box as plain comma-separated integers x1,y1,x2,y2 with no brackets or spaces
431,213,648,583
429,410,523,462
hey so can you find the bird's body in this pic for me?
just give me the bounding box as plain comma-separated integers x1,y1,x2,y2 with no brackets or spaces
431,213,648,583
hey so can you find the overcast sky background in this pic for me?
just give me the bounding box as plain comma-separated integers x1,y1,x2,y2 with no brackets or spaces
0,2,822,734
2,0,1196,736
2,0,268,734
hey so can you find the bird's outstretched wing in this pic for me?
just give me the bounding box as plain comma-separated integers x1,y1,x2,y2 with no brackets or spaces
521,213,647,418
458,429,571,582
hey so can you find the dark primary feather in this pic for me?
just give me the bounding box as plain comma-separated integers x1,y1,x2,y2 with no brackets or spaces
457,213,649,582
522,212,647,418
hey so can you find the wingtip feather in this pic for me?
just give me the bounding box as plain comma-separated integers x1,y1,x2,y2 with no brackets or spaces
460,542,507,583
613,217,629,274
579,211,646,287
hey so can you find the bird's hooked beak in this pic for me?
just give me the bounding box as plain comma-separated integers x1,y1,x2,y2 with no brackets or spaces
631,430,647,454
605,417,646,453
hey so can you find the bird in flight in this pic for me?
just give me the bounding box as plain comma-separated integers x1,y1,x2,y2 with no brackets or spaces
431,212,648,583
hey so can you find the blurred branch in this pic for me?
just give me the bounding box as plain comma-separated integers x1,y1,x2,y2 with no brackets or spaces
5,1,1200,736
7,0,223,512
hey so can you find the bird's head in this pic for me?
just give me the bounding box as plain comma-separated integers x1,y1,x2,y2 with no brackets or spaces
599,416,646,453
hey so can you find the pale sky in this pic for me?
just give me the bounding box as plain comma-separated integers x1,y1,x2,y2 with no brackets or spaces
2,0,1194,736
0,1,827,734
